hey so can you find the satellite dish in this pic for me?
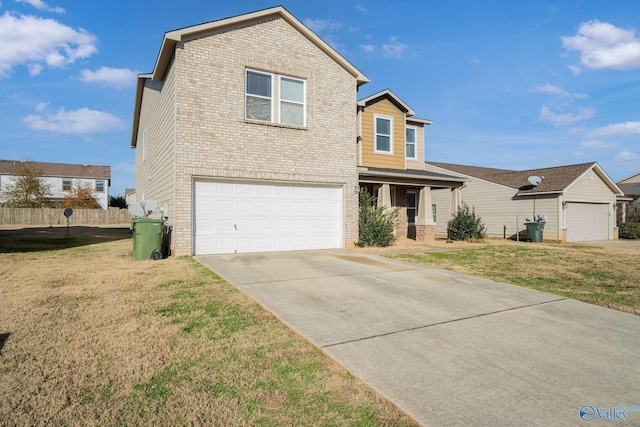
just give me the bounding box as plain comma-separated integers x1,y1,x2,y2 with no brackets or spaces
140,199,158,216
127,202,146,217
528,176,542,187
63,208,73,218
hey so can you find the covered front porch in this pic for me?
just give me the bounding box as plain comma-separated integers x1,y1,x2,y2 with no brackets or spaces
358,167,465,242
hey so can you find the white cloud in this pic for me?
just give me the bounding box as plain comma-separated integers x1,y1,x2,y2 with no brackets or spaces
539,105,595,127
562,20,640,70
0,11,97,77
114,161,135,174
79,67,139,89
302,18,342,33
356,4,368,13
35,101,48,111
360,44,376,53
580,140,619,149
586,121,640,137
382,37,408,58
615,150,640,162
23,107,125,134
533,83,587,99
568,65,582,75
16,0,65,13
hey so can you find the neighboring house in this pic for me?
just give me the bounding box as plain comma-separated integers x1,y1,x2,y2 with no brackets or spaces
356,90,465,241
124,188,136,206
0,160,110,209
131,6,369,256
425,161,623,242
617,172,640,201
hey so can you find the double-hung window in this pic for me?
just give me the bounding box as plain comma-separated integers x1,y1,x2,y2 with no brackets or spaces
246,70,305,126
406,126,417,159
95,180,105,193
62,178,72,192
374,115,393,154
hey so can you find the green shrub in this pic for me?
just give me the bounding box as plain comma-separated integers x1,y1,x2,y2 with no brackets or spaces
447,202,487,241
356,189,400,247
619,222,640,239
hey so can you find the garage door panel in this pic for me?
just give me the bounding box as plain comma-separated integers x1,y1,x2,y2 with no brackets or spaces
566,203,609,241
194,180,343,254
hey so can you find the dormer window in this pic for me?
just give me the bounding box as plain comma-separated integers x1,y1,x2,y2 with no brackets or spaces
374,115,393,154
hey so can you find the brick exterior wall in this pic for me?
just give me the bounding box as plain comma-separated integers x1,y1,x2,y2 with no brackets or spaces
170,17,359,255
415,224,435,242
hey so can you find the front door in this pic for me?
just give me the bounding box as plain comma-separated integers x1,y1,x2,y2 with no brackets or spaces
407,191,417,239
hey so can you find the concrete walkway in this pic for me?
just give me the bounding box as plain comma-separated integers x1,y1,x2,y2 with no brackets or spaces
196,250,640,426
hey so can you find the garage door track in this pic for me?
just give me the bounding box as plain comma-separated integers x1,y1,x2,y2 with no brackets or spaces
197,250,640,426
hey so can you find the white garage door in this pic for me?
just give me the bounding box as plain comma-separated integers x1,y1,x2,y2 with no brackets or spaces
566,202,609,242
194,180,343,254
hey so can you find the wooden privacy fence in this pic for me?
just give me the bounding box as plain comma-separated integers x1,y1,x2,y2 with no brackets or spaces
0,208,133,226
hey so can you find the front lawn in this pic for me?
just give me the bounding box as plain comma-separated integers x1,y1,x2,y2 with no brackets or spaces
389,240,640,315
0,226,416,426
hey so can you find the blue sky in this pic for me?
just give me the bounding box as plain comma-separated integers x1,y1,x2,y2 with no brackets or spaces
1,1,639,197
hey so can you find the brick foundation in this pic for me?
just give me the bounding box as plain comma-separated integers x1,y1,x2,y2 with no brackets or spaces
415,224,435,242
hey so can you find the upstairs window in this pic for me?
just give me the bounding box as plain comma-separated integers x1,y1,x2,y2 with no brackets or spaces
95,180,105,193
406,127,417,159
245,70,305,126
62,178,72,192
246,70,272,121
374,115,393,154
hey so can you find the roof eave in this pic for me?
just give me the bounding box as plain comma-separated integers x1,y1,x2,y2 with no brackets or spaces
130,74,151,148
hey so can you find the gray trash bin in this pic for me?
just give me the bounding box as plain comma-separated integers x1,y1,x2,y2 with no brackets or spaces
524,221,545,242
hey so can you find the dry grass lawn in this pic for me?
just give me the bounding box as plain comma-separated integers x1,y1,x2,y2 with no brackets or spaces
0,226,417,426
389,238,640,315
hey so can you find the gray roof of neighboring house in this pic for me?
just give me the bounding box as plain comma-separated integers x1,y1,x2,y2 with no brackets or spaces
618,182,640,199
0,160,111,182
426,161,621,195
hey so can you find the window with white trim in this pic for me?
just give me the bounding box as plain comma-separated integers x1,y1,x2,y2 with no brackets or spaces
62,178,72,192
374,115,393,154
95,180,105,193
406,126,417,159
245,70,305,126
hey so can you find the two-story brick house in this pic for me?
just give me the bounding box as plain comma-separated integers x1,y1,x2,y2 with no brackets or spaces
356,90,464,241
131,6,369,256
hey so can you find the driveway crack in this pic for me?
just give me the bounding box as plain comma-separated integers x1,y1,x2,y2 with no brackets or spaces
321,297,568,348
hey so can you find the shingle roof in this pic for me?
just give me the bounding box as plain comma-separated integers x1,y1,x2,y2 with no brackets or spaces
0,160,110,181
618,182,640,199
427,161,598,193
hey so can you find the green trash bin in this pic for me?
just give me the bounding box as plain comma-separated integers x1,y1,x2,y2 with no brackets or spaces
131,217,165,260
525,221,545,242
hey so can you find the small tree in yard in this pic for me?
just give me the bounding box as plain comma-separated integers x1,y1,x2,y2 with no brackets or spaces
447,202,487,241
109,195,127,208
357,188,400,247
61,184,101,209
1,162,52,207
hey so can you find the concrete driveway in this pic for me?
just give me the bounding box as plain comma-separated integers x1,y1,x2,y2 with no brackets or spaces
197,250,640,426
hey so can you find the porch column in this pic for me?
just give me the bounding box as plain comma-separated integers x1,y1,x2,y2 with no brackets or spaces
415,186,435,242
377,184,391,208
450,187,461,217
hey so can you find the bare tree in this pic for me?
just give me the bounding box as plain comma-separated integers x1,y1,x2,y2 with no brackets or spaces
1,162,52,207
61,183,101,209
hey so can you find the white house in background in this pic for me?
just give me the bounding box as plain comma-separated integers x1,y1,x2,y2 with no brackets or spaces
0,160,111,209
425,161,623,242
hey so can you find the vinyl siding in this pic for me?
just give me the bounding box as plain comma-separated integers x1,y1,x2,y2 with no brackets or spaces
360,98,406,170
135,59,176,224
405,124,424,171
565,170,616,203
425,163,561,240
619,173,640,184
